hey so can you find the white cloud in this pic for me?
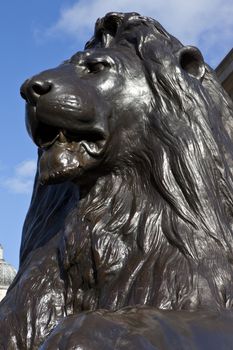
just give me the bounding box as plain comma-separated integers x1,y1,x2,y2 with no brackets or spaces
3,178,34,195
15,160,37,178
1,160,37,195
45,0,233,66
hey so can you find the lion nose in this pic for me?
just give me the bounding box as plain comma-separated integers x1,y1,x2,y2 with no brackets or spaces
20,78,52,105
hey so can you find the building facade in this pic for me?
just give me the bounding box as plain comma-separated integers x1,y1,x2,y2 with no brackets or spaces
0,245,17,302
215,49,233,100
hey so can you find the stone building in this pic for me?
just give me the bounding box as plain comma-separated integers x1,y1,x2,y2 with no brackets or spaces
215,48,233,100
0,245,17,302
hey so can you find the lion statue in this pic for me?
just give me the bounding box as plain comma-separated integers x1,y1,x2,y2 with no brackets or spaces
0,12,233,349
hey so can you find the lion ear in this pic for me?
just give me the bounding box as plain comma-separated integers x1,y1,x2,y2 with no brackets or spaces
178,46,205,80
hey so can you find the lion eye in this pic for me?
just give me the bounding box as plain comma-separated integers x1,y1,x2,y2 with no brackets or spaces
87,61,109,73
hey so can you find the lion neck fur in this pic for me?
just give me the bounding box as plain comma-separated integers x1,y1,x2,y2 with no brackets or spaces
62,158,233,314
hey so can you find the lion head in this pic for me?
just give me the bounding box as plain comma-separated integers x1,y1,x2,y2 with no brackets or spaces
20,12,233,312
20,27,153,186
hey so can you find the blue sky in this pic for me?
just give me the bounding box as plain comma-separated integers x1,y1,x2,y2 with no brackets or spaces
0,0,232,269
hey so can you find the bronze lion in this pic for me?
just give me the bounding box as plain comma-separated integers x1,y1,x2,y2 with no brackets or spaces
0,12,233,349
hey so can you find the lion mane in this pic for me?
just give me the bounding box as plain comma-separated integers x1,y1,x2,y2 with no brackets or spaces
20,12,233,312
2,11,233,349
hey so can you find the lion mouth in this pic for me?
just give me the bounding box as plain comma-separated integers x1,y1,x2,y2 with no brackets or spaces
35,121,107,156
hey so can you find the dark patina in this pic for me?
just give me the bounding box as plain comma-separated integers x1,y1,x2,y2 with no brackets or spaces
0,12,233,349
